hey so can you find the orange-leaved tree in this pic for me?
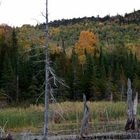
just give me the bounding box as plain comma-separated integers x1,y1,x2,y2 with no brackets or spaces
74,31,96,64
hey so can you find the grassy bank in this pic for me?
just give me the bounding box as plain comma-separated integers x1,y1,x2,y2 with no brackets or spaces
0,102,129,132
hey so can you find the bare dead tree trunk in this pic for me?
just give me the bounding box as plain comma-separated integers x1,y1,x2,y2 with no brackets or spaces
80,94,89,137
127,79,133,120
125,79,138,131
43,0,49,139
110,92,113,102
133,92,138,129
125,78,134,131
133,92,138,116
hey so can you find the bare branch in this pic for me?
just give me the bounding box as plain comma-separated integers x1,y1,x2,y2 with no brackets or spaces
31,18,41,25
41,12,46,18
33,70,44,79
36,91,44,104
0,120,8,138
49,67,69,88
49,88,65,121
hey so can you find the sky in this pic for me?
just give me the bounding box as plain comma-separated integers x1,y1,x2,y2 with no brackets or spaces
0,0,140,27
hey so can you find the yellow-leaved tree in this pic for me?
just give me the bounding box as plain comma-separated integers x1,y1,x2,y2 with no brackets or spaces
74,31,96,64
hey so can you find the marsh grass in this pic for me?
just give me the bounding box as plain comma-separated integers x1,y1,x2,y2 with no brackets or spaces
0,101,131,133
0,105,44,132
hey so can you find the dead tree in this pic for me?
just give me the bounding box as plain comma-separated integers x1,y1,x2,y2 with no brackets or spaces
133,92,138,129
80,94,89,137
43,0,49,139
125,78,134,131
125,79,138,131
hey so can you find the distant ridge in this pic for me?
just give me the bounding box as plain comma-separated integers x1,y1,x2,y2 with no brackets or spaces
38,9,140,28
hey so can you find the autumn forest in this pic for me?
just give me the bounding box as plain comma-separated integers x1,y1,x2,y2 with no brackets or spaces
1,10,140,104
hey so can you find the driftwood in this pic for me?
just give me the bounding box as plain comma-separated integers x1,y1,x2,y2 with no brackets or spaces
125,79,138,131
80,94,89,137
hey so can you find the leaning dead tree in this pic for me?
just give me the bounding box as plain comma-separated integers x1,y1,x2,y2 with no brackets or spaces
125,78,138,131
80,94,89,137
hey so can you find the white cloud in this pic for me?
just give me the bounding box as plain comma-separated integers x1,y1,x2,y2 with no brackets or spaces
0,0,140,27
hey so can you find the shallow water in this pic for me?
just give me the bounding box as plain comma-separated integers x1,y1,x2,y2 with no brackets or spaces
12,132,140,140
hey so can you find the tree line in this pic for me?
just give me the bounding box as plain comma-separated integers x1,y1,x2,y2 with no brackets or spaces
0,10,140,104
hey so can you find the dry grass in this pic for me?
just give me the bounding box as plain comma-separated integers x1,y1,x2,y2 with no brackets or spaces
0,101,128,133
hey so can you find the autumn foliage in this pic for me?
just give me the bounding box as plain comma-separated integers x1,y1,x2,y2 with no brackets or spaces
1,10,140,103
74,31,96,63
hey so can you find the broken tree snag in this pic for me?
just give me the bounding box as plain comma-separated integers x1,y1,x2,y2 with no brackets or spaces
80,94,89,138
127,78,133,121
133,92,138,117
125,78,135,131
133,92,138,129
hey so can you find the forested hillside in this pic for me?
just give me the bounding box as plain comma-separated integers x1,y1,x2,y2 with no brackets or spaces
1,10,140,103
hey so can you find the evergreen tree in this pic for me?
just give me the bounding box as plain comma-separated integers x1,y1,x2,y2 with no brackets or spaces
0,53,16,102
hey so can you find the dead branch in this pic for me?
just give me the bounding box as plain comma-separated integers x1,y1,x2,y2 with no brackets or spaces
49,67,69,88
0,120,8,138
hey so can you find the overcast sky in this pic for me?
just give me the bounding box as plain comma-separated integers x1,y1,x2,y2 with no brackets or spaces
0,0,140,27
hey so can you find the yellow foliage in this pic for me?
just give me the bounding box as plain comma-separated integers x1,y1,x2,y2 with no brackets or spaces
0,24,12,40
49,27,60,38
79,55,86,64
74,31,96,63
24,44,31,49
126,45,140,59
66,47,73,58
49,43,62,54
